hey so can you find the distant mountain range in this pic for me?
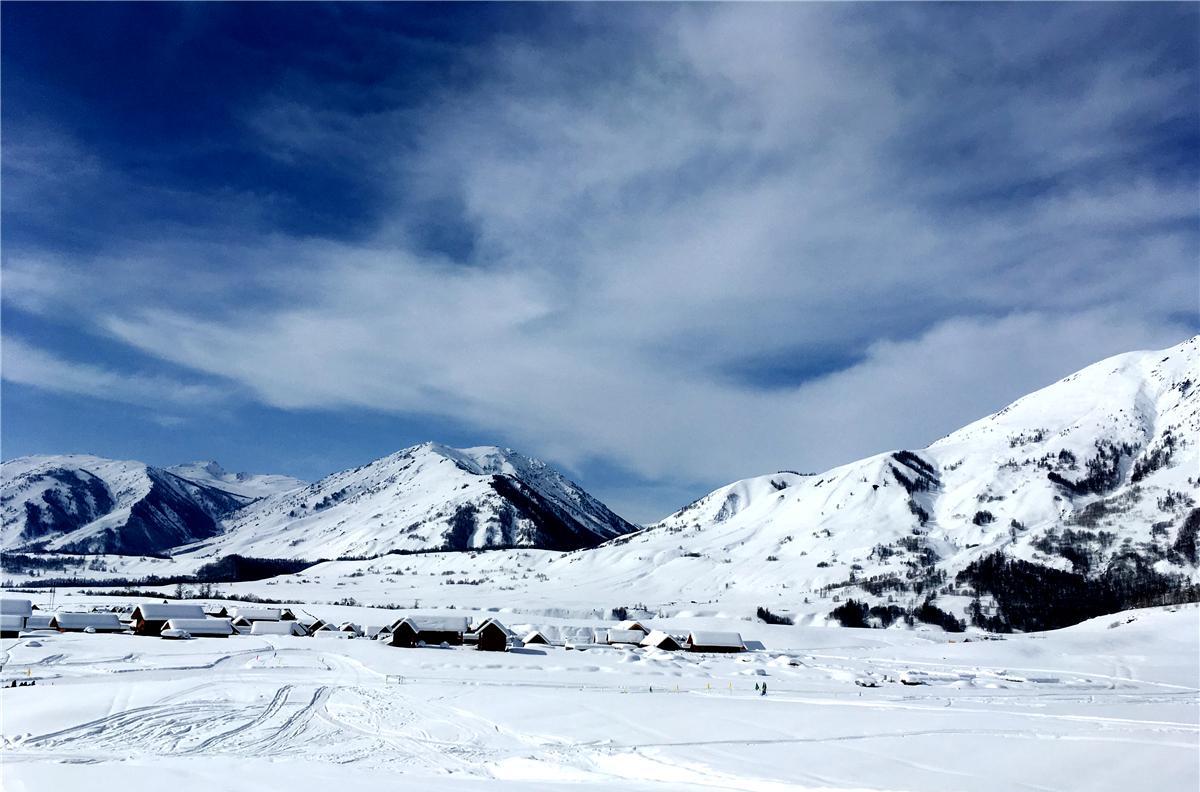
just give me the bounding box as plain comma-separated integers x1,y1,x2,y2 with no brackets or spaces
1,456,254,556
2,337,1197,629
2,444,637,558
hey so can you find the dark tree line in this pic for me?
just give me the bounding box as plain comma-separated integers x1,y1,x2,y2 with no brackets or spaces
829,598,964,632
957,550,1199,632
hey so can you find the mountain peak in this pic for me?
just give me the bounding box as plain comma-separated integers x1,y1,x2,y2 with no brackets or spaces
192,442,636,559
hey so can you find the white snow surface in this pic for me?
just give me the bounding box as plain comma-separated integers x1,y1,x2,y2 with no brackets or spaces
167,460,307,499
1,595,1196,792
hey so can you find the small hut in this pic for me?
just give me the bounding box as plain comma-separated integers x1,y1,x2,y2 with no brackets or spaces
0,599,32,636
49,613,125,633
308,620,337,636
685,631,745,653
640,630,684,651
0,615,24,638
473,619,511,652
279,608,298,621
615,620,649,634
388,616,469,648
339,622,362,637
131,603,207,635
162,618,234,638
522,630,551,646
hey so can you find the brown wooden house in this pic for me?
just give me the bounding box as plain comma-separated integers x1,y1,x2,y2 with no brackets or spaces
388,616,469,648
473,619,511,652
131,603,206,636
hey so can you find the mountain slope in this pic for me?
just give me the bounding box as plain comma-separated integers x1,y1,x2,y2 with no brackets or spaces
180,443,638,559
167,461,306,500
564,336,1200,621
1,455,251,556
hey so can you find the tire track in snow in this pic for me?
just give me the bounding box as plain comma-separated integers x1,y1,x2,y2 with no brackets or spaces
185,684,295,754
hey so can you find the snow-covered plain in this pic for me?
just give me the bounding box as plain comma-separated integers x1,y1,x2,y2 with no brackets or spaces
2,599,1197,792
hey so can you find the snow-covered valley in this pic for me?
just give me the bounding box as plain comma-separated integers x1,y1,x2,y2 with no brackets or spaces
2,596,1197,792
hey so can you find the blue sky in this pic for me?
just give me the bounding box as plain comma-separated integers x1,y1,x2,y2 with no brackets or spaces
3,3,1198,522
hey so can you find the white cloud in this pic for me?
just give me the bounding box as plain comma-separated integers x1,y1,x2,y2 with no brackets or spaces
1,337,230,409
2,5,1196,517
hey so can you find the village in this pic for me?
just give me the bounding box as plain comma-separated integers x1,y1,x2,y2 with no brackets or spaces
0,596,750,660
2,590,1195,791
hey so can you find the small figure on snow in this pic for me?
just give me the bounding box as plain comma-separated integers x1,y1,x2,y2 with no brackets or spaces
760,683,767,697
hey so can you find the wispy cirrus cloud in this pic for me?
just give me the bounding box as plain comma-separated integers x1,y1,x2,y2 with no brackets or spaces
2,337,231,410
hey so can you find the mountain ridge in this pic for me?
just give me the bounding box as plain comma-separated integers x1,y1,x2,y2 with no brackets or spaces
2,337,1197,633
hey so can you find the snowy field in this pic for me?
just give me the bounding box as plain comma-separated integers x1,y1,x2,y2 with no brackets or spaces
2,601,1197,792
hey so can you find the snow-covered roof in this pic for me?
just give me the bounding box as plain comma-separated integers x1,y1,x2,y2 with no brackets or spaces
616,620,648,633
25,614,54,630
473,619,511,635
165,618,234,636
1,598,33,617
641,630,683,649
522,630,550,644
51,612,125,631
132,603,206,621
250,621,306,636
606,629,645,644
230,607,282,621
1,614,25,631
687,631,744,649
395,616,470,633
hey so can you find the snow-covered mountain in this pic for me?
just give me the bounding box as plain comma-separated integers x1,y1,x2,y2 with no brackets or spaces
583,336,1198,625
167,461,306,500
1,455,251,556
178,443,638,560
4,338,1196,633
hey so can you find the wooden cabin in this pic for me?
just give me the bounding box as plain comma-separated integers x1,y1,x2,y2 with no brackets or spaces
473,619,511,652
130,603,206,635
0,598,32,636
640,630,684,651
0,615,24,638
49,613,125,633
685,630,745,653
307,620,337,636
388,616,469,648
522,630,551,646
162,618,234,638
615,620,649,634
